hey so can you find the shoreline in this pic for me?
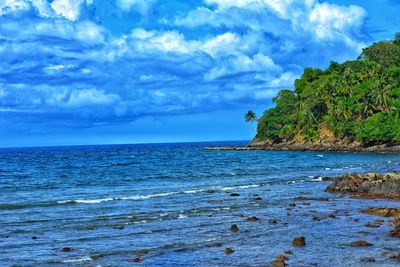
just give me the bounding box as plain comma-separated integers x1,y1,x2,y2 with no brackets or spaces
206,142,400,153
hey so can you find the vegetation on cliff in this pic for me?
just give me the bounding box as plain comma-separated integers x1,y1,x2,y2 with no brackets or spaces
256,33,400,144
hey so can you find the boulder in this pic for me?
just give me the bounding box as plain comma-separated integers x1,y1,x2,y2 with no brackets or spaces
326,173,400,198
349,240,373,247
224,248,234,254
271,260,287,267
292,236,305,246
230,224,239,232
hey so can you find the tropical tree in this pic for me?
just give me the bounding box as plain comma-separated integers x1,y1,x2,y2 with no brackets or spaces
245,110,257,135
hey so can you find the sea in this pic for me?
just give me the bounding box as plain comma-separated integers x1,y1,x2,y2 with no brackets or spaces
1,141,400,266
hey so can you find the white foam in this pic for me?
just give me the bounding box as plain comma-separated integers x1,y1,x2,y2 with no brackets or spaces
178,214,188,219
311,177,323,182
317,155,324,157
325,168,331,170
63,256,92,263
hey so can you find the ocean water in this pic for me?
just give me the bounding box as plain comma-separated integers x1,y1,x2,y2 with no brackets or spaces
1,141,400,267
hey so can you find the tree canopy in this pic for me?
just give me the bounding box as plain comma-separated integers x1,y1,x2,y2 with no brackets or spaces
256,33,400,144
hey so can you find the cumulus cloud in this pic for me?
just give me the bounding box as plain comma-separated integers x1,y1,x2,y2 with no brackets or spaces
116,0,157,14
0,0,369,130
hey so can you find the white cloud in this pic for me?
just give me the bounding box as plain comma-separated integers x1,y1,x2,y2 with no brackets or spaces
0,0,30,16
116,0,156,14
50,0,84,21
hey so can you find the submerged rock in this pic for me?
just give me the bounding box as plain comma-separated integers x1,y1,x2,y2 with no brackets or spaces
247,216,260,222
224,248,234,254
230,193,240,197
271,260,287,267
230,224,239,232
294,196,329,201
362,207,400,238
292,236,305,246
349,240,373,247
276,255,289,261
61,247,72,252
326,172,400,198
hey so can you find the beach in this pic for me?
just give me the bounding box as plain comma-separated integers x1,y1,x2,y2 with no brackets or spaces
1,142,400,266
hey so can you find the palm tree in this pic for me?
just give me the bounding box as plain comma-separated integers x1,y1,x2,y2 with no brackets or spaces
245,110,257,135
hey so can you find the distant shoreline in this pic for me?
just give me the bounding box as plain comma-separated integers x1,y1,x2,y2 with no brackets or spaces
206,142,400,153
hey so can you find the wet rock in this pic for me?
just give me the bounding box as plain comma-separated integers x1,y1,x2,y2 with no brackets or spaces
288,203,296,207
271,260,287,267
247,216,260,222
326,172,400,198
131,257,142,263
389,253,400,261
61,247,72,252
312,216,320,221
224,248,234,254
364,222,381,228
322,177,333,181
231,224,239,232
230,193,240,197
360,257,375,262
349,241,373,247
390,224,400,237
328,214,336,219
292,236,305,246
269,220,278,225
253,197,263,201
285,250,293,255
31,236,37,240
207,243,222,247
294,196,329,201
276,255,289,261
362,207,400,238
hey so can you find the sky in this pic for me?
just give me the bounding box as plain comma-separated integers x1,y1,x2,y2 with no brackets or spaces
0,0,399,147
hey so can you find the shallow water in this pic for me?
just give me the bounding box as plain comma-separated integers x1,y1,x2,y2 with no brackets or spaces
1,142,400,266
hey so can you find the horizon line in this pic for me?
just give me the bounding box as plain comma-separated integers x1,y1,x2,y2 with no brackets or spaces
0,140,251,150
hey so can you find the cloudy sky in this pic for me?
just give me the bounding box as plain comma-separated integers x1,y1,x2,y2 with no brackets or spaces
0,0,399,147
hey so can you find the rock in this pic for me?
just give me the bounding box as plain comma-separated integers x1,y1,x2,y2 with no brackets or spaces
31,236,37,240
276,255,289,261
312,216,320,221
230,193,240,197
132,257,142,262
61,247,72,252
326,172,400,198
360,257,375,262
322,177,333,181
292,236,305,246
285,250,293,255
224,248,234,254
269,220,278,225
390,224,400,237
328,214,336,219
362,207,400,238
231,224,239,232
271,260,287,267
253,197,263,201
364,222,381,228
349,241,373,247
389,253,400,261
294,196,329,201
207,243,222,247
247,216,260,222
288,203,296,207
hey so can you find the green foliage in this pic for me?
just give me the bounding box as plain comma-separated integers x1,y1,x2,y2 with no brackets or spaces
256,34,400,144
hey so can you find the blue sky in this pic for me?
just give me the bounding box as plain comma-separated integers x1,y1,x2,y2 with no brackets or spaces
0,0,399,147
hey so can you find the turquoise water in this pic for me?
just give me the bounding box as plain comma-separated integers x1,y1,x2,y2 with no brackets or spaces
1,142,400,266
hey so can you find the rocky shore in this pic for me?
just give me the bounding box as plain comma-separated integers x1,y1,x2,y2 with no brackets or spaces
206,140,400,153
326,172,400,199
325,172,400,243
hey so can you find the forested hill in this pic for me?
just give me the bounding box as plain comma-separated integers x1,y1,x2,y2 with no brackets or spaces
255,33,400,146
